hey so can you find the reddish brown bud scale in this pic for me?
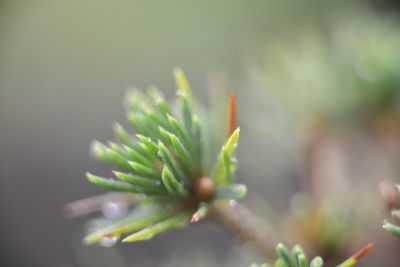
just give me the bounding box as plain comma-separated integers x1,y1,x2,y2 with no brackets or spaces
193,177,215,201
352,243,373,261
191,213,200,223
227,92,238,139
102,233,113,238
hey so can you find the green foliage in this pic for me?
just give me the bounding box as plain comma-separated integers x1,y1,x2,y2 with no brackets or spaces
383,184,400,237
383,221,400,238
282,195,360,257
85,68,245,244
251,243,372,267
251,243,323,267
250,8,400,126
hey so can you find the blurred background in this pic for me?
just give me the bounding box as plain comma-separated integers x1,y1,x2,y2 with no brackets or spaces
2,0,400,266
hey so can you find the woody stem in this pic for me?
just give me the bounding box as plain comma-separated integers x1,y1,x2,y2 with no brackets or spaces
209,200,277,260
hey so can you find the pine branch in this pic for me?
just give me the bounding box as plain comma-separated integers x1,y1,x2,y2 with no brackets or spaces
251,243,373,267
83,69,250,246
382,183,400,237
210,200,278,259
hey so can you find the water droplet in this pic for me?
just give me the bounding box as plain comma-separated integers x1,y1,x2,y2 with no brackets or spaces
85,218,110,237
99,236,118,247
101,201,128,219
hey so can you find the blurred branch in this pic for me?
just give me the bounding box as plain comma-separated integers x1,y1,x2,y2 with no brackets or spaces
64,192,137,218
210,200,278,259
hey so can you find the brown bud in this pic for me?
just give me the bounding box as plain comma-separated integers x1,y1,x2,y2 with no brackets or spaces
193,177,215,201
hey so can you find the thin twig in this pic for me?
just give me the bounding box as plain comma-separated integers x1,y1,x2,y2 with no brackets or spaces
209,200,277,259
64,192,137,218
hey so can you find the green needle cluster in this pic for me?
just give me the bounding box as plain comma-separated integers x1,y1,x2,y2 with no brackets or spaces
85,68,246,244
383,184,400,237
251,243,372,267
251,243,324,267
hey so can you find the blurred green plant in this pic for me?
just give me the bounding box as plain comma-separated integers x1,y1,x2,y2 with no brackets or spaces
250,243,324,267
282,195,358,258
251,243,373,267
246,8,397,264
85,69,246,244
383,184,400,237
249,7,400,128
